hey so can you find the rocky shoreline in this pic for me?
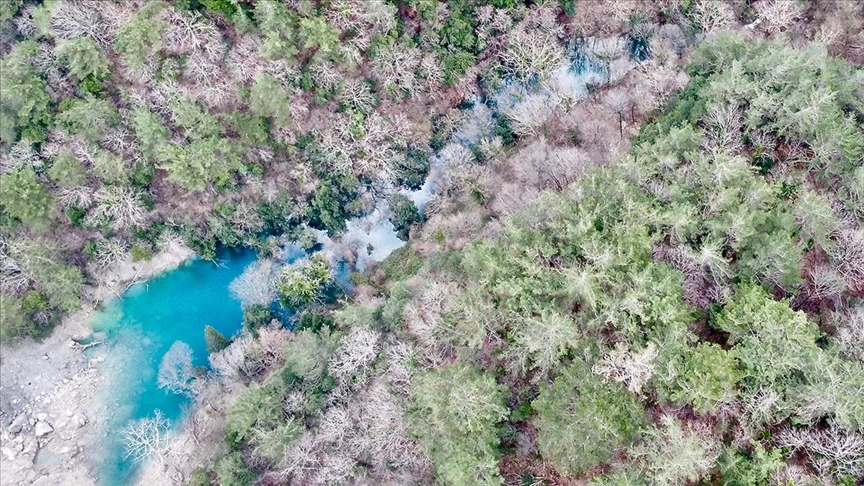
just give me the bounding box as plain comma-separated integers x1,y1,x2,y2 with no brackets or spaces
0,242,193,486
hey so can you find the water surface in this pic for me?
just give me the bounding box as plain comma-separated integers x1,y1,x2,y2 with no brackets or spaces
89,249,256,485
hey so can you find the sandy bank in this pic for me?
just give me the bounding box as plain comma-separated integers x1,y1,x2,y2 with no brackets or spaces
0,242,194,486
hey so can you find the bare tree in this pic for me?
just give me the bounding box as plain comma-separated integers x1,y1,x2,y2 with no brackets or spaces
835,305,864,364
86,186,147,231
92,237,129,269
500,28,566,83
122,410,172,465
0,237,31,294
328,327,380,387
162,8,221,56
0,140,41,173
338,79,377,113
229,259,279,307
419,54,443,95
384,341,416,395
593,342,659,395
755,0,803,35
831,228,864,292
688,0,735,33
371,43,422,98
776,425,864,479
46,0,111,47
705,102,744,153
309,62,342,91
640,415,722,486
807,263,846,301
227,35,266,83
158,341,196,395
503,93,555,138
403,282,454,365
245,323,292,372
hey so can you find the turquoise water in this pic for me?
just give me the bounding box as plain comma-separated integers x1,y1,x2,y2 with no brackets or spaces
89,249,256,486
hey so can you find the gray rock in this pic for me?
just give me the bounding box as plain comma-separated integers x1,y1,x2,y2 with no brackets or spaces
21,436,37,455
33,422,53,437
1,446,15,461
73,414,88,428
8,414,27,434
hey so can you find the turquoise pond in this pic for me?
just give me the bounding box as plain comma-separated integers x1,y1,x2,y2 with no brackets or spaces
88,249,257,486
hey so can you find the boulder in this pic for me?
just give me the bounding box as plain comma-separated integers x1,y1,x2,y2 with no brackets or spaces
1,446,15,461
34,421,53,437
8,414,27,434
73,414,88,428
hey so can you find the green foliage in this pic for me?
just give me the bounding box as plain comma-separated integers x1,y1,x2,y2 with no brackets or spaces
667,343,740,414
714,284,821,423
225,383,283,445
130,243,153,262
114,2,166,69
158,137,244,192
168,96,221,140
57,97,119,143
560,0,576,17
719,441,786,486
0,295,26,341
0,168,53,229
411,364,508,486
199,0,237,17
242,304,274,336
440,51,476,84
47,152,87,188
187,467,214,486
394,148,430,190
222,111,269,147
379,281,412,331
691,34,864,182
249,74,291,126
298,16,340,55
254,0,298,61
204,325,229,354
794,190,841,251
0,238,83,318
283,327,341,385
295,310,333,333
305,175,361,235
377,245,423,281
250,419,301,464
0,40,51,144
0,0,22,21
0,291,59,340
388,193,422,241
0,9,861,486
276,256,332,308
797,352,864,432
55,37,109,82
532,361,646,475
214,452,256,486
131,106,169,161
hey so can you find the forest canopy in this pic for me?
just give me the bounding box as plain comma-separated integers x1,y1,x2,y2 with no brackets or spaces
1,1,863,485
